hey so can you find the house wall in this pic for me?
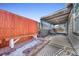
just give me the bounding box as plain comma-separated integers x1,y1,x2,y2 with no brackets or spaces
68,4,79,55
40,20,52,37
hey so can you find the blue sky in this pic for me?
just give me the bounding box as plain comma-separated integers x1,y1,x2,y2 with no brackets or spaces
0,3,65,22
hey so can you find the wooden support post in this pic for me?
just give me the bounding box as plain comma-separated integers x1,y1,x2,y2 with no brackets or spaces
9,38,14,48
14,38,20,43
33,34,38,39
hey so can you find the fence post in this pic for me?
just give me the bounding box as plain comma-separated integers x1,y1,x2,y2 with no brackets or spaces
9,38,14,48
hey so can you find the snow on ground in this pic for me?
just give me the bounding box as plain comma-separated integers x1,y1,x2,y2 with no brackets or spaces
8,39,41,56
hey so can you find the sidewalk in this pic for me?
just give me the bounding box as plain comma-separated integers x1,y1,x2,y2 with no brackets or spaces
36,35,73,56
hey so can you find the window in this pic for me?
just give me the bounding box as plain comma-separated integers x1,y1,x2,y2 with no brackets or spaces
41,20,52,30
73,3,79,35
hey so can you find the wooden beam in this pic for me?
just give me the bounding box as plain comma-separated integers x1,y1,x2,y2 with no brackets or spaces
47,14,68,22
42,9,70,20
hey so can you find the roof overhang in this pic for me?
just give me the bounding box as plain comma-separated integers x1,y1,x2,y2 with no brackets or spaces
41,8,71,25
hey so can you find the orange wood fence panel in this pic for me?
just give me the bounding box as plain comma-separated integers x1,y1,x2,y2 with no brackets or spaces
0,10,38,48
